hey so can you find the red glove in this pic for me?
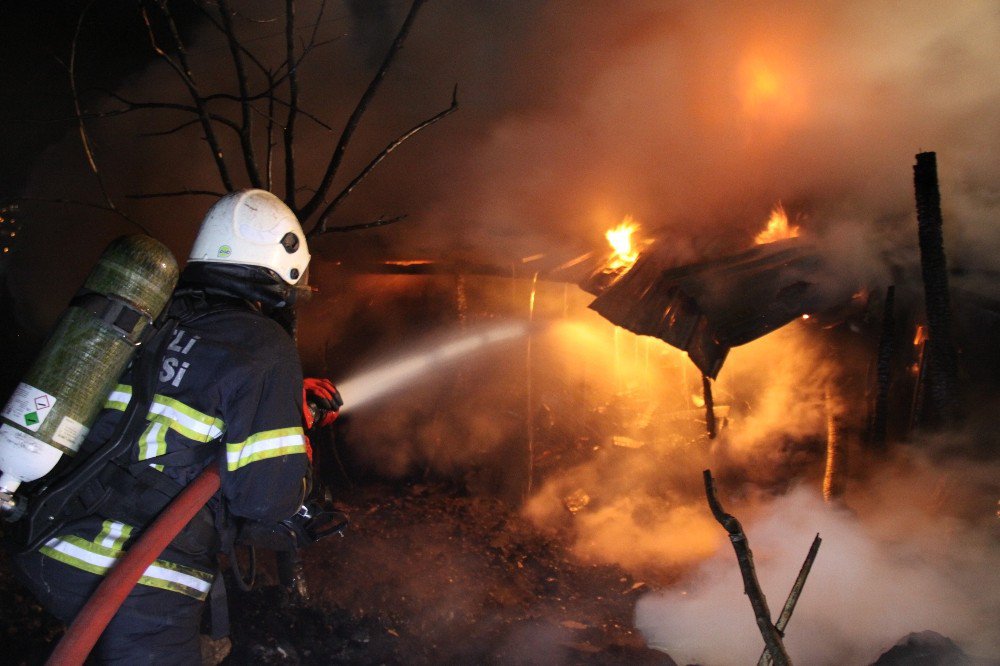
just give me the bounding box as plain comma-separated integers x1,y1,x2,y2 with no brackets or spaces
302,377,342,430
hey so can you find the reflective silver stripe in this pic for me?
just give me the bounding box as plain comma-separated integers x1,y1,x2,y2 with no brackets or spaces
143,564,212,595
106,388,132,409
45,536,117,569
97,521,132,550
41,536,212,598
139,422,168,470
148,400,224,441
104,386,224,443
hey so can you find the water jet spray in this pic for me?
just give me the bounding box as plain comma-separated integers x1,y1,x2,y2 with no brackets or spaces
335,321,531,413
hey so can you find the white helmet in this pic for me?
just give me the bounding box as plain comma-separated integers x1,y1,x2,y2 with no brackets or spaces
188,189,310,285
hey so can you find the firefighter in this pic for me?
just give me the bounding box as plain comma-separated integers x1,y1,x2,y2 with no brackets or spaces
12,189,336,664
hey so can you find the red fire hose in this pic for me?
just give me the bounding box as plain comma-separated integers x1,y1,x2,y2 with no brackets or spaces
45,465,222,666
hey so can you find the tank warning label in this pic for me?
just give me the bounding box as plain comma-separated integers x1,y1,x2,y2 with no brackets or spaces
0,423,48,453
52,416,89,451
1,383,57,432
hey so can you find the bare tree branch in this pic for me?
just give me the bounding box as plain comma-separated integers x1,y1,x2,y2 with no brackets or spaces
286,0,329,209
193,2,274,78
704,470,792,666
67,2,143,231
95,88,334,134
309,86,459,236
70,6,101,178
125,189,226,200
88,99,243,138
15,197,151,235
318,214,407,234
36,0,445,245
305,0,329,48
142,1,234,190
138,118,202,137
193,0,335,117
264,69,277,190
217,0,263,187
299,0,428,222
264,97,335,131
283,0,299,209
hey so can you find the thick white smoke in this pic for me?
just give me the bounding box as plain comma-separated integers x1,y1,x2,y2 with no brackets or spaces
635,452,1000,665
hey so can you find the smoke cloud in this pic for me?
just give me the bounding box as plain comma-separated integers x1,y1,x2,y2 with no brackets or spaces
519,321,838,570
635,450,1000,664
14,1,999,290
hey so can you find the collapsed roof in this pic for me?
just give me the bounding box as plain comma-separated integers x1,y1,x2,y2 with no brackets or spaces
584,237,852,378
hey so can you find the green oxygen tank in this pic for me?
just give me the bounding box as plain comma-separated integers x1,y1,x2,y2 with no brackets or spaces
0,235,178,511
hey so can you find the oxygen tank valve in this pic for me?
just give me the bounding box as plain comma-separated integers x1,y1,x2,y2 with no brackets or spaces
1,473,19,514
1,488,24,520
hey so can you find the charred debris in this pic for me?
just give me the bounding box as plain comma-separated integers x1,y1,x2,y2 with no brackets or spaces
582,151,993,453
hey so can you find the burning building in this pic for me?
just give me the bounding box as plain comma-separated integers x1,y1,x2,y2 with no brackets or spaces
0,2,998,664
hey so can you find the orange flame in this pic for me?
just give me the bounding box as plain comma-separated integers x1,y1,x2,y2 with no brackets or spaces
754,202,799,245
606,217,640,271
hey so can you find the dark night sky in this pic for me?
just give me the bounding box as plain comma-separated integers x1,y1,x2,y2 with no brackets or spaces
0,3,204,198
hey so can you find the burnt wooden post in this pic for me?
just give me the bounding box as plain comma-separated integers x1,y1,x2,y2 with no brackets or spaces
913,152,959,425
702,373,717,439
822,383,848,501
869,285,895,449
757,534,822,666
704,470,791,665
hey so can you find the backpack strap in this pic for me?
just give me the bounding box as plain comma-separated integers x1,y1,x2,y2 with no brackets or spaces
70,289,153,344
91,442,221,527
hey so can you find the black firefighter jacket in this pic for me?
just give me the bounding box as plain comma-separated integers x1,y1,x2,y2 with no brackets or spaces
38,298,309,601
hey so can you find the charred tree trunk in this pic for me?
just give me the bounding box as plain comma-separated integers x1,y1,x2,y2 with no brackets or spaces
913,152,959,426
868,285,895,450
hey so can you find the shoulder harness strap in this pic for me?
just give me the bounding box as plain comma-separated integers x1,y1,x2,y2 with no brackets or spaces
14,311,181,551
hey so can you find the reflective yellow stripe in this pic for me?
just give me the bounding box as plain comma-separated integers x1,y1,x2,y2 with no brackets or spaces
226,427,306,471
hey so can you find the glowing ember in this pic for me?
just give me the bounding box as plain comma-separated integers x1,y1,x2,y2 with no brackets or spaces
383,259,434,266
605,217,640,270
754,202,799,245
